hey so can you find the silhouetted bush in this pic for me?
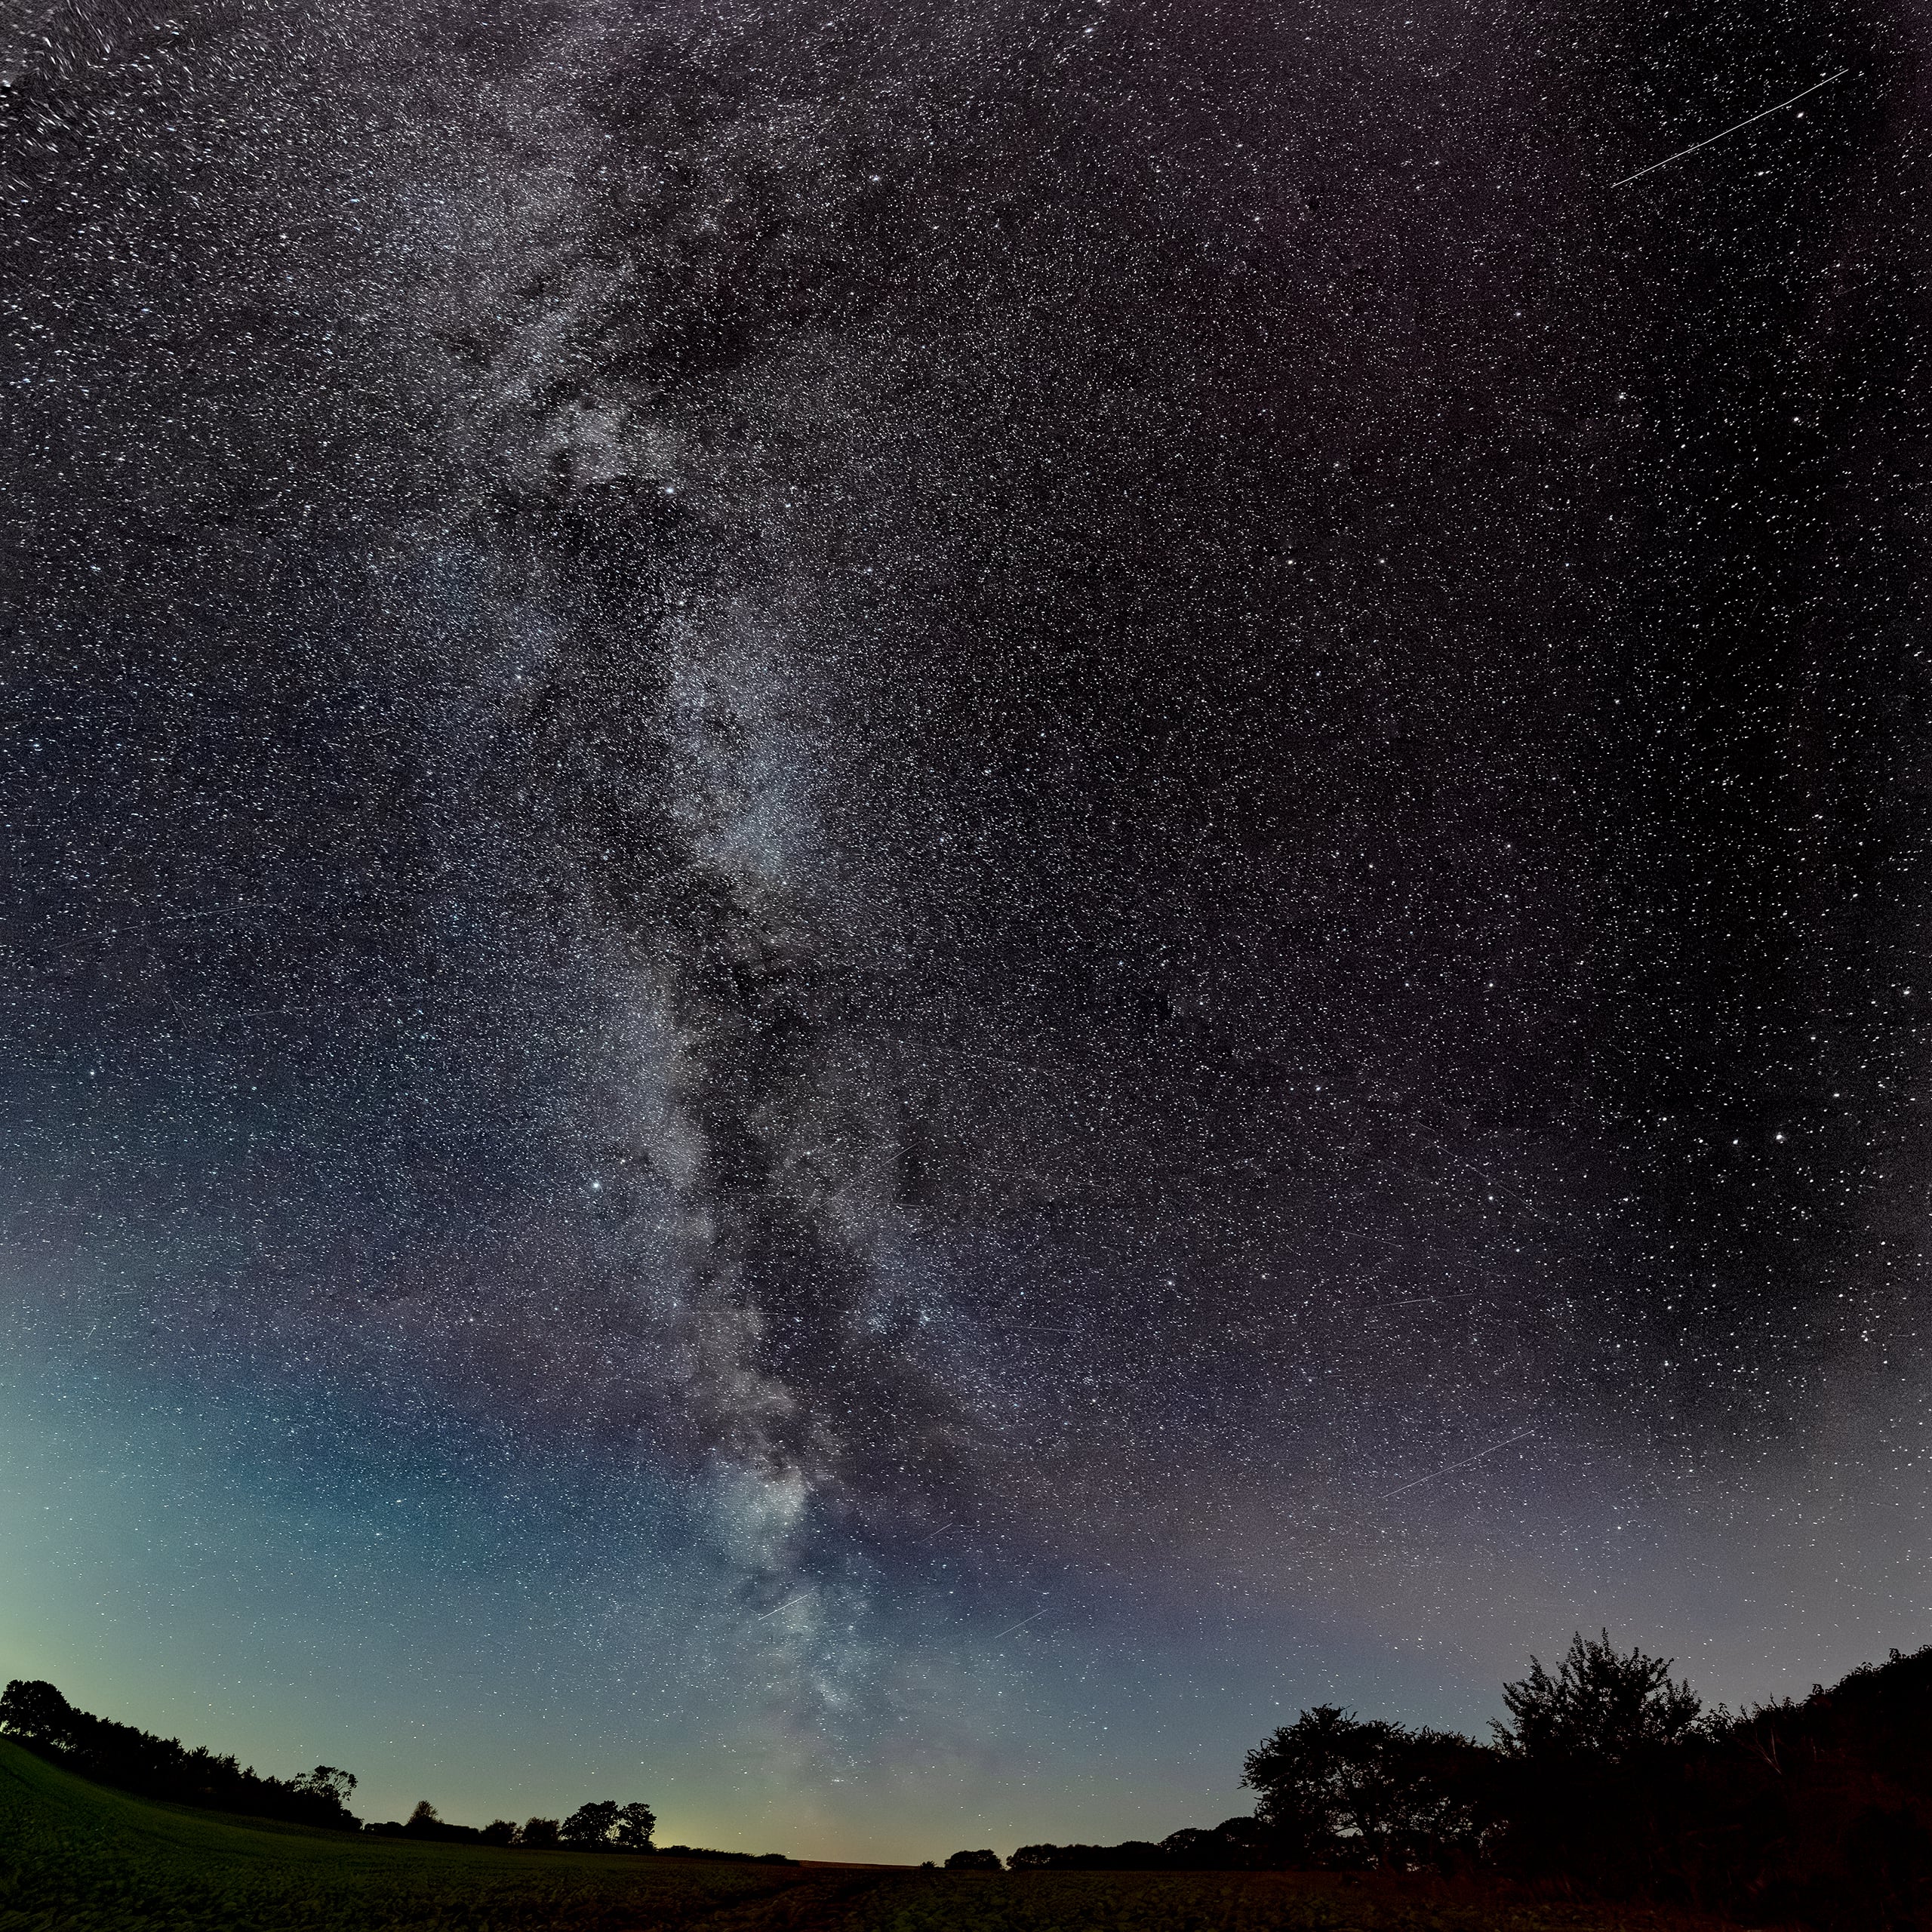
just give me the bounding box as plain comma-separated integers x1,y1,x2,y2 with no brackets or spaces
944,1847,1002,1870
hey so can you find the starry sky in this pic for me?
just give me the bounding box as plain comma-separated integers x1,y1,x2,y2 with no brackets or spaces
4,0,1930,1866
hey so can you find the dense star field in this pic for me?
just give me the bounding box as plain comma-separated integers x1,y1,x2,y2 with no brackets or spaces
5,0,1929,1863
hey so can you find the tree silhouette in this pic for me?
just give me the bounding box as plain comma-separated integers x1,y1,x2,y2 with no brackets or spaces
614,1801,657,1850
293,1767,357,1808
1241,1705,1494,1869
0,1681,75,1749
519,1817,561,1848
1496,1630,1703,1762
561,1800,620,1848
945,1847,1001,1870
1241,1705,1366,1861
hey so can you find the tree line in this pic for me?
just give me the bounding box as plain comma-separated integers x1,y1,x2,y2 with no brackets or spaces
943,1633,1932,1930
362,1798,788,1863
365,1797,657,1849
11,1632,1930,1925
0,1679,362,1831
0,1680,787,1864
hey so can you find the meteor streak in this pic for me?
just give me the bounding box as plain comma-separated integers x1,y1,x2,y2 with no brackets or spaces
1380,1430,1538,1500
991,1608,1050,1641
753,1593,814,1622
1612,69,1849,187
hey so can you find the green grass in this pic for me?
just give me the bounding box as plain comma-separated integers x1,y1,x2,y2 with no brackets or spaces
0,1741,806,1930
0,1740,1740,1931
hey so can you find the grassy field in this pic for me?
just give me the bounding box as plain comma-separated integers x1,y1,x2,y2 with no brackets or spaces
0,1742,805,1932
0,1739,1741,1931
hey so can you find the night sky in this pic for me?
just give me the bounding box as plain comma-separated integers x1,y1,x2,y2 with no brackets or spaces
5,0,1930,1864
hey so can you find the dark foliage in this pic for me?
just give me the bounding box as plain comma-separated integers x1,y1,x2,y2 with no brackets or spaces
1008,1819,1281,1872
1235,1636,1932,1930
944,1847,1002,1870
1006,1840,1164,1871
1159,1817,1284,1869
561,1800,622,1848
614,1800,657,1849
543,1797,656,1849
0,1679,360,1831
1497,1644,1932,1930
1243,1706,1497,1869
1494,1631,1707,1764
